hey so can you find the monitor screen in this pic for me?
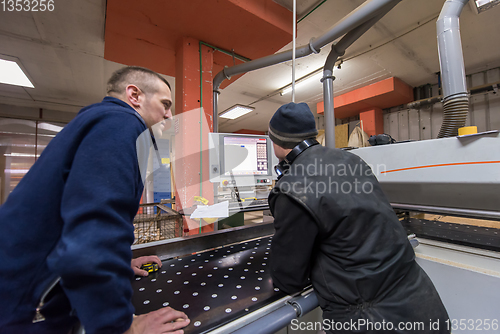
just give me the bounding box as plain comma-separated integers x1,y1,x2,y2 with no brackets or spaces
223,136,268,176
208,132,278,186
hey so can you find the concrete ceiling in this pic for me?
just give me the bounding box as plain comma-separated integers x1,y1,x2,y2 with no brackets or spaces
218,0,500,132
272,0,327,19
0,0,138,113
1,0,500,132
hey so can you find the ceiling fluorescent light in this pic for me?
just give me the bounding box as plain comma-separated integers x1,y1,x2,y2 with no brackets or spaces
0,56,34,88
281,72,322,95
471,0,500,13
4,169,30,174
4,153,40,157
38,123,64,133
219,104,255,120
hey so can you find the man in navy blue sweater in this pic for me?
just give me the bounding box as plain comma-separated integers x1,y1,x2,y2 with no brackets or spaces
0,67,190,334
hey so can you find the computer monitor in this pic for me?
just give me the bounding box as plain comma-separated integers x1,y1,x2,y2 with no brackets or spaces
209,133,279,187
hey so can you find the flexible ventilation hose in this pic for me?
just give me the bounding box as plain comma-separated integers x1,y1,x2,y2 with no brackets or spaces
437,93,469,138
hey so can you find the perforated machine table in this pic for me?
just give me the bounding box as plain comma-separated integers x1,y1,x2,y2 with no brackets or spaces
132,236,286,333
131,223,318,334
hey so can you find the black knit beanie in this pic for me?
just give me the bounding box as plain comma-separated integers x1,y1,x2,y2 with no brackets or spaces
268,102,318,149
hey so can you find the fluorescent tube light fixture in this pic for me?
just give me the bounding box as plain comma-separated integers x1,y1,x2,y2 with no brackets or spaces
4,153,40,157
471,0,500,13
281,72,322,95
0,56,34,88
219,104,254,120
4,169,30,174
38,123,64,133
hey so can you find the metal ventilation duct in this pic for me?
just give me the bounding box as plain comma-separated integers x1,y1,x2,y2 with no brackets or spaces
436,0,470,138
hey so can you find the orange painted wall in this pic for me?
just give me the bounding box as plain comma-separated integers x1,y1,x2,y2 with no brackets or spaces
103,0,294,234
228,0,293,34
317,77,413,119
359,108,384,136
212,51,246,89
104,0,177,76
104,0,292,87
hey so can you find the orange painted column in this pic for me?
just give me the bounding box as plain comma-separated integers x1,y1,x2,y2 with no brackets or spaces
174,37,214,235
359,108,384,137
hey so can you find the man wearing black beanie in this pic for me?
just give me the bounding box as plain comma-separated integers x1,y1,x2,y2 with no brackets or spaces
268,102,450,333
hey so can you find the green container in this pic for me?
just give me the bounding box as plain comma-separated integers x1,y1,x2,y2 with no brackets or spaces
218,212,244,230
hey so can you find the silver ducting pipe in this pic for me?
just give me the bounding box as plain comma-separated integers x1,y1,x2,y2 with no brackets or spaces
390,80,500,110
322,65,336,149
229,291,319,334
405,96,443,110
391,203,500,221
322,3,399,148
212,0,403,132
213,90,220,133
436,0,470,138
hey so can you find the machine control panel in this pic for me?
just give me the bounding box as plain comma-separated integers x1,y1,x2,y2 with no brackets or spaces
221,178,271,187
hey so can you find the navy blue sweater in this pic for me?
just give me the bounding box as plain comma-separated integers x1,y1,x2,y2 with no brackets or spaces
0,97,147,334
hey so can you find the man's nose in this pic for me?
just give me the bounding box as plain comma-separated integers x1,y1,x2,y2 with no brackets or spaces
165,109,172,119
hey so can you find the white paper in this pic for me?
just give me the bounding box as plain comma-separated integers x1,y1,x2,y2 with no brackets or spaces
190,201,229,219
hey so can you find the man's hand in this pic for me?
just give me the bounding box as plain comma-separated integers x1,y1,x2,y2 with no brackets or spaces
124,307,190,334
131,255,162,276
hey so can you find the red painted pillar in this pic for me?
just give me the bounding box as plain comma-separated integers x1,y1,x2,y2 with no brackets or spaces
174,37,214,235
359,108,384,137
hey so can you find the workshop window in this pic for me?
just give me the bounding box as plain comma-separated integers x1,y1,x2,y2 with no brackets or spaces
0,118,66,205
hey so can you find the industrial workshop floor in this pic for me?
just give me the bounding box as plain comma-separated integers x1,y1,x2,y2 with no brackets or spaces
244,211,264,224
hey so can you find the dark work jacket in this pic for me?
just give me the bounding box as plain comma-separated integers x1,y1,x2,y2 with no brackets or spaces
0,97,148,334
269,145,450,333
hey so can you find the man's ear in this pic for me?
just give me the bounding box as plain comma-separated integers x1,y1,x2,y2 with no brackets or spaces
125,85,142,108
